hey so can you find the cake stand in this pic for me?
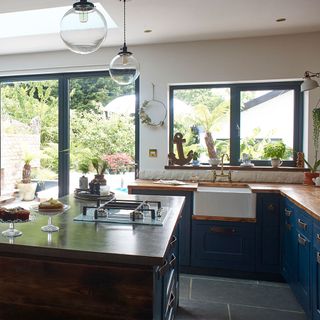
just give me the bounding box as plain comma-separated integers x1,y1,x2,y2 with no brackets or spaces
1,219,28,237
30,204,70,232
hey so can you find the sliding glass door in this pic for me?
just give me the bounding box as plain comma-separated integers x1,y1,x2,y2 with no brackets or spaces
1,79,59,197
0,72,138,198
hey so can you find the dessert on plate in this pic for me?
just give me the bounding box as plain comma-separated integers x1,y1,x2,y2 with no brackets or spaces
38,198,64,211
0,207,30,221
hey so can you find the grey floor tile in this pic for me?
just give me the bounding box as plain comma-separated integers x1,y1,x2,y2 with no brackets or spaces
257,280,289,288
179,276,191,299
191,278,303,311
175,298,229,320
229,304,307,320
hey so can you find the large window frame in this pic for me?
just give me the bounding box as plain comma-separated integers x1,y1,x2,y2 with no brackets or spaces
0,71,139,197
169,81,303,166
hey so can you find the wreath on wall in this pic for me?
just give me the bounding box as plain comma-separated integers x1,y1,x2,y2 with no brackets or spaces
139,83,167,127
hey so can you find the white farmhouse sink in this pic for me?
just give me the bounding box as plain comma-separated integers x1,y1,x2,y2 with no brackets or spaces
194,187,256,218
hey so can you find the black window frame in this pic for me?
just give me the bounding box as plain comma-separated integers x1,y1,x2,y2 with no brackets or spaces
0,71,140,197
169,81,303,167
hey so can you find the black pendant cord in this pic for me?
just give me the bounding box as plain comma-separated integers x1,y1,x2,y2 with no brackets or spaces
123,0,127,51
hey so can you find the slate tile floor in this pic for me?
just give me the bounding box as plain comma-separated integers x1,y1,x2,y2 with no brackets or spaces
176,274,307,320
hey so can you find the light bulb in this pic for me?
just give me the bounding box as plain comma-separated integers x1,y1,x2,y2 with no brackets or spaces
79,11,88,23
122,54,129,65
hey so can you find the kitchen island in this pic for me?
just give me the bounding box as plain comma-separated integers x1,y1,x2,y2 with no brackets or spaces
0,194,185,320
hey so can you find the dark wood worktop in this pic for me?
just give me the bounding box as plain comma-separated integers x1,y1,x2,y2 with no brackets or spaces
128,180,320,221
0,194,185,266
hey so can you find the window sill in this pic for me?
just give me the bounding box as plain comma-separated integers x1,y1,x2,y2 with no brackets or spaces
164,165,308,172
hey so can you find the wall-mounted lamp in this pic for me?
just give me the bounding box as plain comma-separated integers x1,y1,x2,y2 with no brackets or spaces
301,71,320,92
60,0,108,54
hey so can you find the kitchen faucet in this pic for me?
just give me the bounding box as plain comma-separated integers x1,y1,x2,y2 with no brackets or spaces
212,153,232,182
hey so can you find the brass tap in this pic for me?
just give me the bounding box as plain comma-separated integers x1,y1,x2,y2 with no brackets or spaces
220,153,230,175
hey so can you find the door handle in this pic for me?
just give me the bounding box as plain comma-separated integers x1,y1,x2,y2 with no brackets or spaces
298,219,307,230
210,226,236,235
169,235,177,248
284,208,292,217
317,252,320,264
317,234,320,242
285,222,292,231
169,253,176,269
157,259,168,278
298,234,307,246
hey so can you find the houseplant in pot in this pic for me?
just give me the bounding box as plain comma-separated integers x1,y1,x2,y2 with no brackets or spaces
303,107,320,185
17,153,37,201
263,141,286,168
192,152,200,166
91,158,108,185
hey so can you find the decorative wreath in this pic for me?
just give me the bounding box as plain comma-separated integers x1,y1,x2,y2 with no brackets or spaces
139,84,167,127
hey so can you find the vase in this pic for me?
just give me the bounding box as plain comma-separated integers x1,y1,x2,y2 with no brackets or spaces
79,175,88,189
303,172,319,185
271,159,283,168
192,160,200,166
92,174,107,186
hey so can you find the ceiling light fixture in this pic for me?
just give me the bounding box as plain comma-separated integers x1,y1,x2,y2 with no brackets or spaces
109,0,140,86
301,71,320,92
60,0,107,54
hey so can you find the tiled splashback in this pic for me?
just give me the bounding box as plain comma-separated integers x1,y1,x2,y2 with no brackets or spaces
139,169,304,184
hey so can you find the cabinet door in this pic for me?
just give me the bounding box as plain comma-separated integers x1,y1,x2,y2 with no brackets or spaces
313,249,320,320
295,233,311,315
256,194,280,273
191,220,255,271
129,189,192,267
281,201,296,284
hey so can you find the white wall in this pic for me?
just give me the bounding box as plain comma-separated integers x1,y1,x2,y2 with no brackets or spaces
1,31,320,170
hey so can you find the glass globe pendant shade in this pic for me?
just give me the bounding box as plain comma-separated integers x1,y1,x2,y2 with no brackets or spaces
60,1,107,54
109,50,140,85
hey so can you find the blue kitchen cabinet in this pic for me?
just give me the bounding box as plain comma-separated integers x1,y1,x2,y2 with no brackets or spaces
312,221,320,320
256,193,281,273
129,188,192,267
294,207,312,316
191,220,256,271
281,197,297,284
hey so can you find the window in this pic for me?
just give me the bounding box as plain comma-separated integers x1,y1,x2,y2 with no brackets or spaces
0,72,139,197
169,82,303,166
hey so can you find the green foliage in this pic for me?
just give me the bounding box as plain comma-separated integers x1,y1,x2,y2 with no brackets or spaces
263,141,286,159
192,152,199,161
78,161,90,174
303,156,320,173
91,158,108,175
312,108,320,158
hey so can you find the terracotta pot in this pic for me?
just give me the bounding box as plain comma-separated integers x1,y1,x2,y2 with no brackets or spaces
303,172,319,185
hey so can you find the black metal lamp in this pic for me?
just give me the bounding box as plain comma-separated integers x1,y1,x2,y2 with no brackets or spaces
109,0,140,85
60,0,108,54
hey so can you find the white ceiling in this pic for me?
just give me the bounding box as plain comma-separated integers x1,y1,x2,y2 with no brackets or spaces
0,0,320,55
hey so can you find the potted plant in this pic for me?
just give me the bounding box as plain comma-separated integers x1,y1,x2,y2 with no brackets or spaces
78,161,90,189
91,158,108,185
17,153,37,201
263,141,286,168
303,107,320,185
192,151,200,166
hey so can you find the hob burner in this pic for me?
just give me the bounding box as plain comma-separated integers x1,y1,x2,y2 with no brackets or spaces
73,198,168,226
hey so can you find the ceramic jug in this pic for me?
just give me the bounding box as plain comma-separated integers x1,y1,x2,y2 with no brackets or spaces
312,177,320,186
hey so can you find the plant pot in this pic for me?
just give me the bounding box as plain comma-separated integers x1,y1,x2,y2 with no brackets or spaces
303,172,319,185
192,160,200,166
208,158,220,166
271,159,283,168
92,174,107,186
17,182,37,201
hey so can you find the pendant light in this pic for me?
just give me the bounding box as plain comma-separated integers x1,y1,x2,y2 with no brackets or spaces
301,71,320,92
60,0,108,54
109,0,140,85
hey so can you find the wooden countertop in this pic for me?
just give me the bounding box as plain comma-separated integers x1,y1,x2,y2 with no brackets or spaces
128,180,320,221
0,194,185,266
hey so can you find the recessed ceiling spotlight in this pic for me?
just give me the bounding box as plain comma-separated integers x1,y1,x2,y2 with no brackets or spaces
276,18,286,22
144,29,152,33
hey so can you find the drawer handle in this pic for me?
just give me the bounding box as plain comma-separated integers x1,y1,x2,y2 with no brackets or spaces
210,226,236,235
169,254,176,269
284,208,292,217
157,259,168,278
285,222,292,231
317,252,320,264
317,234,320,242
298,234,307,246
169,235,177,248
168,292,175,308
268,204,275,212
298,219,307,230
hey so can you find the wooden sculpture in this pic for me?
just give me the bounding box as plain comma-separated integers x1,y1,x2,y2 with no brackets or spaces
168,133,193,166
